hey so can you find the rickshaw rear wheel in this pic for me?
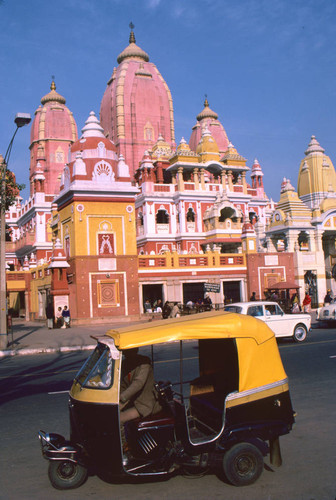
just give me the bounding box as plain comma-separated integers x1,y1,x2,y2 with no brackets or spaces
293,324,307,342
222,442,264,486
48,460,88,490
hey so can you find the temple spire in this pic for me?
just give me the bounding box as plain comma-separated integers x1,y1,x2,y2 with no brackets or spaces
129,22,135,43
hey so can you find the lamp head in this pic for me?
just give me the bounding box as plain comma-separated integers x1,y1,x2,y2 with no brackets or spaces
14,113,31,128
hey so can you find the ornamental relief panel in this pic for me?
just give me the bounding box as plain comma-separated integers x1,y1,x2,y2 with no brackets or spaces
92,161,115,182
98,233,115,255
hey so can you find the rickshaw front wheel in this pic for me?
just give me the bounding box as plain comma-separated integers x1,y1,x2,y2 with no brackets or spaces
222,442,264,486
48,460,88,490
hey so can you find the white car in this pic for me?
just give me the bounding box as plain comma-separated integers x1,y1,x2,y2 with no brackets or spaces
224,301,311,342
316,299,336,325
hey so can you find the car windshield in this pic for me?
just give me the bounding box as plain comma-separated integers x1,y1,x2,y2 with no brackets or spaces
75,343,114,389
224,305,243,313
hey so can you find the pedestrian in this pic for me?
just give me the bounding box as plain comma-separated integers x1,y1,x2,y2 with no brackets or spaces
45,300,54,329
302,292,311,313
250,291,257,301
155,299,162,313
162,301,171,319
291,293,300,313
144,299,152,313
55,306,63,328
169,302,180,318
62,305,71,328
324,289,333,305
203,293,212,311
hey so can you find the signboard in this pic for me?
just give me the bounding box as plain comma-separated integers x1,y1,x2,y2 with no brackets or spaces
204,283,221,293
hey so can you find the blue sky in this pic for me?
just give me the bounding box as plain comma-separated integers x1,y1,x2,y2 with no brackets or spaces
1,0,336,202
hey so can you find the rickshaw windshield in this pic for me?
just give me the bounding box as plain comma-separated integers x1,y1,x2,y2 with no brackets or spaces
74,343,114,389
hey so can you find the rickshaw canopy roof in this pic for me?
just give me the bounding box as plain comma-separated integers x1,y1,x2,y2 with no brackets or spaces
104,312,287,393
105,311,274,349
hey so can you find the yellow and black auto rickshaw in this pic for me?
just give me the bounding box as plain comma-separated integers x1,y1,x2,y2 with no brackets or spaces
38,311,295,490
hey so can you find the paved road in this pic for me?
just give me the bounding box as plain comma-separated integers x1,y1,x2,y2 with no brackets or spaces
0,327,335,500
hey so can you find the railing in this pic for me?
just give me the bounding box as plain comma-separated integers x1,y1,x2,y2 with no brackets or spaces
138,251,246,269
156,223,169,233
153,184,171,192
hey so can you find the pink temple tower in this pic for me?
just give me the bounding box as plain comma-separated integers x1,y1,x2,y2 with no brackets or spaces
29,80,77,196
100,26,175,177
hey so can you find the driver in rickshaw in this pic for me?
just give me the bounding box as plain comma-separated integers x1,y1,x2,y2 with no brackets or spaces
119,348,162,424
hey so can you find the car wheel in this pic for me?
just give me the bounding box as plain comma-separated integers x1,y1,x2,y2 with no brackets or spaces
48,460,88,490
293,324,307,342
222,442,264,486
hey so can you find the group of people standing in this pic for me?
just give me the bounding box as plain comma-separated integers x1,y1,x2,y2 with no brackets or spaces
250,289,313,313
45,302,71,329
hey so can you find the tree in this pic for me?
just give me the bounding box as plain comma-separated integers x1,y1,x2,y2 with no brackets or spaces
1,160,25,212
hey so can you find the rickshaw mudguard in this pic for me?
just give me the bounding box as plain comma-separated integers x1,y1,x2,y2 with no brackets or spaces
38,431,85,465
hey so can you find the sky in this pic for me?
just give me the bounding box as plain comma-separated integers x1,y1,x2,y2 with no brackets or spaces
1,0,336,202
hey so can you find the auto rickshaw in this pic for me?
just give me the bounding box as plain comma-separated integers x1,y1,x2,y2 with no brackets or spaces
38,311,295,490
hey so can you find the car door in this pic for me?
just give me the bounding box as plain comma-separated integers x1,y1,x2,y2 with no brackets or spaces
263,303,285,337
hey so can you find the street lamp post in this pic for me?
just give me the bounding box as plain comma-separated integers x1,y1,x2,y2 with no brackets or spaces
1,113,31,349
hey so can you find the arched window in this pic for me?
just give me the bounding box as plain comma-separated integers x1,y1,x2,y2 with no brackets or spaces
186,208,195,222
249,211,258,224
138,212,144,226
219,207,235,222
156,209,169,224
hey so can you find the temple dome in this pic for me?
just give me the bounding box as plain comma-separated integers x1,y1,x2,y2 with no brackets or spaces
297,135,336,209
117,29,149,64
40,80,66,105
30,80,77,145
100,28,175,177
29,80,77,196
196,98,218,121
189,98,229,156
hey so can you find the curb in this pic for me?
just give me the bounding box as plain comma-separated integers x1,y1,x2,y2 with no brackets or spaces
0,344,96,358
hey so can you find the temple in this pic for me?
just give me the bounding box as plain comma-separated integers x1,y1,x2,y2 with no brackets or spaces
4,28,336,322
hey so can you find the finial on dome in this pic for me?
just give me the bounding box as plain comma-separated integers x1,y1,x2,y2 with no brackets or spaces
196,97,218,121
129,22,135,43
50,75,56,91
117,23,149,63
41,78,66,105
305,135,325,155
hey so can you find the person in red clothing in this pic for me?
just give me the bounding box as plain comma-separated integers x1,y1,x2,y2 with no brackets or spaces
302,293,312,313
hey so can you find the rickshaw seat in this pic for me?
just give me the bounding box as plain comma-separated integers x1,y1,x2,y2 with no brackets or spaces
135,411,175,430
189,392,224,432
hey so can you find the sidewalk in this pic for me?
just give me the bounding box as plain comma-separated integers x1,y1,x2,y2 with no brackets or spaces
0,317,150,358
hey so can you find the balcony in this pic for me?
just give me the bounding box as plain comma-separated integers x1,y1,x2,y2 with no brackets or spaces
138,251,246,270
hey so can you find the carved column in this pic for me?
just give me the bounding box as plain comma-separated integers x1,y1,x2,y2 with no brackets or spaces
193,168,199,189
